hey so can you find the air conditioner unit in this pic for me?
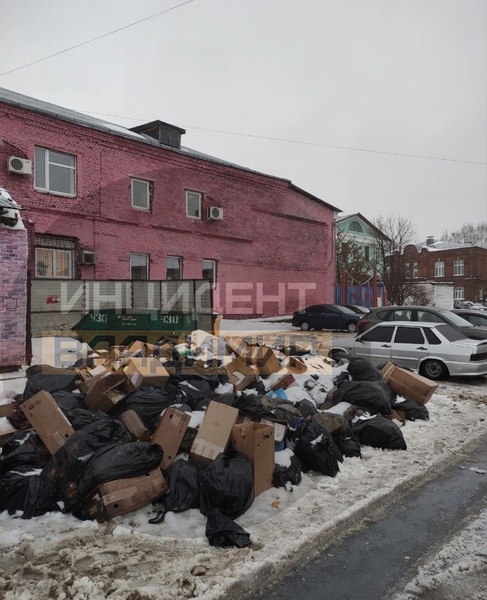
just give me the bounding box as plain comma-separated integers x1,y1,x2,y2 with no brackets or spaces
7,156,32,175
207,206,223,220
81,250,96,265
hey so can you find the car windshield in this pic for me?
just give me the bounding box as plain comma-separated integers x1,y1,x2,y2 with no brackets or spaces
336,305,356,314
435,324,467,342
438,310,474,328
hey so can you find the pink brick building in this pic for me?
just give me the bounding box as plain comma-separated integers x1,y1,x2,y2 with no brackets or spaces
0,87,339,317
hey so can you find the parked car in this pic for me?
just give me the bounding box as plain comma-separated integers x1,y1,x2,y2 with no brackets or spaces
357,305,487,340
467,302,487,311
329,321,487,380
343,304,371,314
291,304,362,333
452,309,487,327
454,299,470,309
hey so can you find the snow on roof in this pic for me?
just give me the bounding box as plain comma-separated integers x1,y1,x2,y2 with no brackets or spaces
414,240,477,251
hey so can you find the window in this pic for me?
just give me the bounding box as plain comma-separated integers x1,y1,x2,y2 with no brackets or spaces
424,328,441,345
417,310,443,323
186,191,202,219
35,247,73,278
361,325,394,343
434,261,444,277
454,287,464,300
405,262,411,278
35,147,76,196
348,221,363,232
166,256,182,280
391,309,412,321
131,178,151,210
394,326,424,344
453,259,464,276
130,253,149,280
364,245,370,261
413,262,418,278
202,259,217,287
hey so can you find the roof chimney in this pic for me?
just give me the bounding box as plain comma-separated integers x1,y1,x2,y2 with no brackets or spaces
426,236,435,246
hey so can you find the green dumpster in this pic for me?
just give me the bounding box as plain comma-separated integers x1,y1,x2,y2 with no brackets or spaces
73,309,197,350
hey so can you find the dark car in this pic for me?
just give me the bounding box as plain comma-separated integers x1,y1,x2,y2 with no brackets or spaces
343,304,371,314
357,305,487,340
452,309,487,328
291,304,362,333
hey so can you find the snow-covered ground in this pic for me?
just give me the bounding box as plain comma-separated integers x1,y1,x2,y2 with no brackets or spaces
0,321,486,600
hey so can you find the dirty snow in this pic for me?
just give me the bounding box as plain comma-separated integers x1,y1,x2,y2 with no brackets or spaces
0,321,487,600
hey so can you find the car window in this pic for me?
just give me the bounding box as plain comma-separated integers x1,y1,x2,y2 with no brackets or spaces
468,314,487,326
435,324,466,342
417,310,444,324
325,306,340,314
361,325,395,343
306,305,325,313
437,310,473,328
391,310,412,321
394,326,424,344
424,328,442,345
335,305,355,314
375,310,392,320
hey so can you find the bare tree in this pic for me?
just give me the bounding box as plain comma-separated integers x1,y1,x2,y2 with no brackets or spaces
441,222,487,248
372,215,418,305
335,229,375,285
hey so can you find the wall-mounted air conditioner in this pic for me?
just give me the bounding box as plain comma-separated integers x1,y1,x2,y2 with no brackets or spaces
207,206,223,220
7,156,32,175
81,250,96,265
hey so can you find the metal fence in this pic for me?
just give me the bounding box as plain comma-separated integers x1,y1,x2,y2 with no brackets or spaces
334,283,385,307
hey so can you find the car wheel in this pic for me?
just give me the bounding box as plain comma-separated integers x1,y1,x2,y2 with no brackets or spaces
300,321,311,331
346,322,358,334
420,359,448,381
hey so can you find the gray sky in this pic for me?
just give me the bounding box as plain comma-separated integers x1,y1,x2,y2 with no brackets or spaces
1,0,486,242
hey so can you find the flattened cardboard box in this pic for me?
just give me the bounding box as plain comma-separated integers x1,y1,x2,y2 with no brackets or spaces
380,362,438,405
189,401,239,469
84,372,136,413
20,391,75,455
86,468,168,522
152,407,191,470
231,422,275,496
123,357,169,389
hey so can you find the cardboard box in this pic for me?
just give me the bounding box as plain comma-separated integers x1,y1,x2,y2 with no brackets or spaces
123,357,169,389
151,407,191,470
84,372,136,413
117,409,151,441
231,422,275,496
380,362,438,405
0,420,17,447
226,338,282,375
20,391,75,455
269,373,296,391
0,401,15,418
189,401,239,469
85,468,168,522
238,414,288,443
285,356,307,374
226,358,259,392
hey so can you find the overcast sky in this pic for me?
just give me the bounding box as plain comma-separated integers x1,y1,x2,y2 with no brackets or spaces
1,0,486,242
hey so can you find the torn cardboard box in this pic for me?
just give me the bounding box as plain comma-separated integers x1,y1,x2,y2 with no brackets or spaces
20,391,75,455
84,372,136,413
380,362,438,405
152,407,191,470
123,357,169,389
226,358,259,392
231,422,275,496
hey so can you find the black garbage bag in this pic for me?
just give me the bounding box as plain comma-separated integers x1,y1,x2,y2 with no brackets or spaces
23,365,78,400
199,452,254,520
293,421,343,477
51,390,87,412
62,408,109,430
232,393,270,418
194,393,236,412
205,509,251,548
295,399,319,419
352,415,407,450
109,385,177,431
149,459,200,524
345,357,381,382
393,398,429,421
41,415,132,493
334,434,362,458
65,441,164,517
332,380,392,416
0,465,60,518
273,454,302,488
176,379,214,409
0,431,50,476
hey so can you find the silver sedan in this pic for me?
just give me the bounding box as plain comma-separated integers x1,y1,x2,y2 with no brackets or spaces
329,321,487,380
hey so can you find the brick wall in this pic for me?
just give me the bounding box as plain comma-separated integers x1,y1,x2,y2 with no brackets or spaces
1,101,336,316
0,227,27,368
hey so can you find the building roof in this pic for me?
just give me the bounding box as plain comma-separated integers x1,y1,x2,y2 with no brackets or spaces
412,240,478,252
335,212,391,241
0,86,340,212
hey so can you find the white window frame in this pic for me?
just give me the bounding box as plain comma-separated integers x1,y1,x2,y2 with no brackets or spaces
434,261,444,277
454,287,464,300
131,178,151,211
166,256,182,280
130,253,149,280
186,190,202,219
34,147,76,196
412,262,419,278
202,259,217,288
453,259,464,276
35,247,73,279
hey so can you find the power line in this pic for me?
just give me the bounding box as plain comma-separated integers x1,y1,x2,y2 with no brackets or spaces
79,108,487,165
0,0,199,77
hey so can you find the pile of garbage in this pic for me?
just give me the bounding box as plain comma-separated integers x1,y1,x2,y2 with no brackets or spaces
0,331,436,548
